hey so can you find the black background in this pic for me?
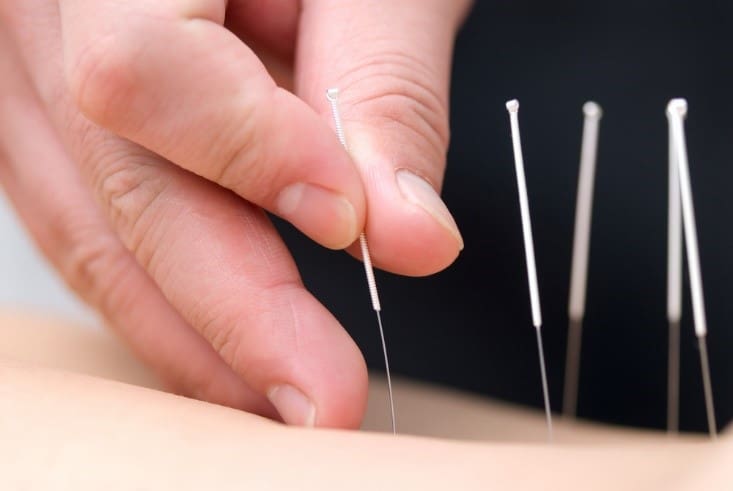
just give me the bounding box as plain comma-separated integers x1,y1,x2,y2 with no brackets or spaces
278,1,733,432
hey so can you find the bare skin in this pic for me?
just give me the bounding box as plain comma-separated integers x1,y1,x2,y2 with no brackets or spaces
0,310,730,490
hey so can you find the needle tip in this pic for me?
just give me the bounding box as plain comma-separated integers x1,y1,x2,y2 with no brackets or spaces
583,101,603,118
506,99,520,113
667,98,688,118
326,88,339,101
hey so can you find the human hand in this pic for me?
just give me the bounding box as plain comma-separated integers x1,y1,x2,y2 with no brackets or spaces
0,0,470,428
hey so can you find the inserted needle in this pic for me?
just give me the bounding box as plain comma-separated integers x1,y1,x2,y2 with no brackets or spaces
326,88,396,435
667,99,717,439
563,102,602,418
505,99,553,440
666,105,682,434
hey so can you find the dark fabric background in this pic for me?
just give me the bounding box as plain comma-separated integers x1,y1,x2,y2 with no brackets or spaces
277,1,733,432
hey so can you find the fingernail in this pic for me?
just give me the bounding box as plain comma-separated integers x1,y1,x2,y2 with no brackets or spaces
276,183,358,249
267,384,317,427
396,169,464,250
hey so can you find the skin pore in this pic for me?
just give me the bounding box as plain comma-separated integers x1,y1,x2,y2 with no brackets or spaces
0,309,730,490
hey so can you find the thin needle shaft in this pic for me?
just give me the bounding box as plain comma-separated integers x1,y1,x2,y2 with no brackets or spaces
326,88,396,435
377,311,396,434
698,336,717,438
666,108,683,434
536,327,553,435
667,99,717,439
564,102,602,418
667,320,681,434
506,99,553,441
563,319,582,418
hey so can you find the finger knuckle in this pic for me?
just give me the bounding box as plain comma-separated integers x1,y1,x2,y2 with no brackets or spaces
93,155,168,264
208,95,271,200
195,283,300,382
198,304,246,369
67,32,140,124
338,50,451,158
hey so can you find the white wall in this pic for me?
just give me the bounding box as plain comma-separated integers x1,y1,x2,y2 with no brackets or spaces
0,192,95,324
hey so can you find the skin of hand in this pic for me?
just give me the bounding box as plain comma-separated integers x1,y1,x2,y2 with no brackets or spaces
0,0,471,428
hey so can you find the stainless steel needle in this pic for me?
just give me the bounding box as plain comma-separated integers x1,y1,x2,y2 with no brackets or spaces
326,88,396,435
564,102,602,418
667,99,717,439
506,99,553,441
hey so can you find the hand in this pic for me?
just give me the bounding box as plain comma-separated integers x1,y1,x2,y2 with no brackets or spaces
0,0,470,428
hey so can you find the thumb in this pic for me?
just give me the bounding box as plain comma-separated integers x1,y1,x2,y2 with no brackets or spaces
295,0,471,276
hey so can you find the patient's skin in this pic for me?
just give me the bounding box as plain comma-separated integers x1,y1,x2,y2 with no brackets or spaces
0,310,731,490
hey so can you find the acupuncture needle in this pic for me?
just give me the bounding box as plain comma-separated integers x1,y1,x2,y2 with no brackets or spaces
563,102,602,419
326,88,396,435
667,98,717,439
505,99,553,441
666,104,682,434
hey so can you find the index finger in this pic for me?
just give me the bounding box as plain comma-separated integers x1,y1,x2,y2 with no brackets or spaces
59,0,365,250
